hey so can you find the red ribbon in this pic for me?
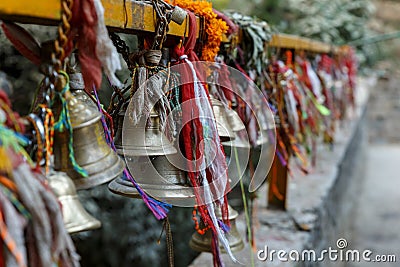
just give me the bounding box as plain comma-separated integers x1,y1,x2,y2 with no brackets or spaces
67,0,102,92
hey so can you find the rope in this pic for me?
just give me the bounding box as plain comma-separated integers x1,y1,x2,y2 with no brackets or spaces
0,210,26,267
0,185,31,220
53,72,88,177
234,147,255,267
157,218,174,267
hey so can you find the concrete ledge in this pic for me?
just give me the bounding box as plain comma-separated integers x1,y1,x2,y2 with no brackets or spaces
190,77,373,267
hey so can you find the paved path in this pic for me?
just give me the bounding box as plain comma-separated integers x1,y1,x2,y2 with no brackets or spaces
347,145,400,266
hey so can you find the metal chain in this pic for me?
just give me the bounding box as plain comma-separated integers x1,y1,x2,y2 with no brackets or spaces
109,33,131,67
109,1,171,60
151,0,172,50
39,65,59,106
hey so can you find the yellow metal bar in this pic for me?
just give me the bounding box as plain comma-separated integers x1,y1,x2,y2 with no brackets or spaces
269,33,334,53
0,0,59,22
0,0,191,36
0,0,335,53
270,34,302,49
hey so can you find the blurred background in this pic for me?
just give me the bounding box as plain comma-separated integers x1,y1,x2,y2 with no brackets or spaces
1,0,399,266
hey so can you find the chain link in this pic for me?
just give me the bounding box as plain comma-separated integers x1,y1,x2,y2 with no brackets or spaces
109,33,131,67
151,0,172,50
39,65,58,107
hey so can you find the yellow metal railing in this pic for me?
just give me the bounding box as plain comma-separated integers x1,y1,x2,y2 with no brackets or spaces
0,0,336,53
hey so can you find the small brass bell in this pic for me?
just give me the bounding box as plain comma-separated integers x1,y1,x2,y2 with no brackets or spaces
108,155,195,205
222,108,250,155
255,131,269,147
189,204,244,253
222,108,250,180
48,171,101,234
53,87,125,190
209,96,235,142
251,130,274,175
114,109,177,157
256,113,277,146
226,108,246,132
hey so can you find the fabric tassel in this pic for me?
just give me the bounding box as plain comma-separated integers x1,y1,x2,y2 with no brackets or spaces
0,191,27,267
211,231,224,267
171,10,240,266
128,64,172,133
0,147,12,175
0,126,32,168
12,162,80,267
92,0,122,88
0,186,31,221
204,180,238,264
128,66,148,125
68,0,103,91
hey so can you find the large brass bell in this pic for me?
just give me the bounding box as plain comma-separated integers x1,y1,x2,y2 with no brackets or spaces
152,155,188,185
53,80,125,190
48,171,101,234
189,204,244,253
108,155,195,205
114,109,177,157
209,96,235,142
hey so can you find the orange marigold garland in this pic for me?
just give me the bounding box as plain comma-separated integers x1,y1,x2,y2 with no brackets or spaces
169,0,228,61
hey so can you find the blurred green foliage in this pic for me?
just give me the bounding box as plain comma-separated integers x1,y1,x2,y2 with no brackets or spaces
253,0,375,44
250,0,381,65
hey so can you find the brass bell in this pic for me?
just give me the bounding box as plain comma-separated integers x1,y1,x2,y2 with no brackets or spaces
210,96,235,142
256,113,277,146
226,108,246,132
48,171,101,234
152,155,188,185
222,108,250,176
250,126,275,192
252,113,276,166
225,136,251,150
114,109,177,157
189,204,244,253
222,108,250,152
53,87,125,190
108,155,195,205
